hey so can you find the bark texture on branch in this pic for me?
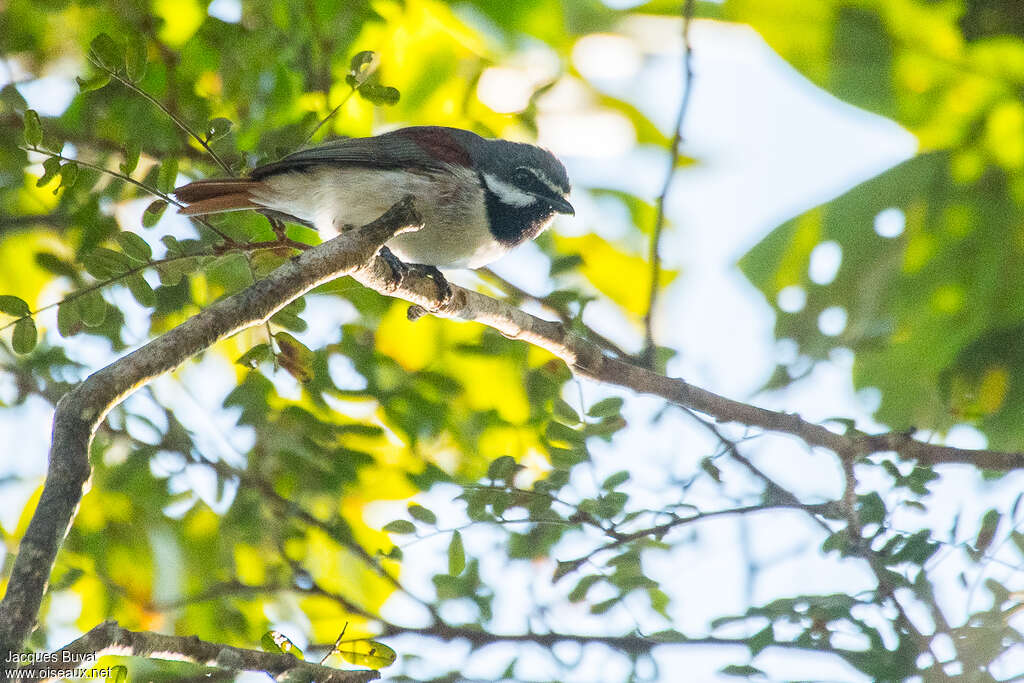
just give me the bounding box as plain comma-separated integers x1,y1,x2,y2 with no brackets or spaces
13,621,378,682
352,255,1024,472
0,199,422,669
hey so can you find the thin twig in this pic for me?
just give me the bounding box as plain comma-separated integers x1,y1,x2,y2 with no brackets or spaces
21,146,236,244
88,58,233,175
641,0,696,368
303,86,358,146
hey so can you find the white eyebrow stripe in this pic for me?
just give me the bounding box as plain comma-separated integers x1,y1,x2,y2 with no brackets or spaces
530,170,562,195
483,172,537,207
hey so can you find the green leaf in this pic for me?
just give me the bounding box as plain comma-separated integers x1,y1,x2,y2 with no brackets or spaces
588,397,624,418
274,331,315,383
700,457,722,483
141,200,168,228
83,247,133,279
545,421,584,448
57,162,78,192
36,157,61,187
260,632,281,653
568,575,600,602
601,471,630,490
748,624,774,656
56,299,81,337
125,272,156,307
348,50,380,84
109,665,128,683
236,343,274,368
270,309,307,332
552,397,580,424
75,73,110,92
358,83,401,106
448,530,465,576
156,257,197,286
261,631,303,659
206,117,233,142
120,141,141,175
487,455,518,481
78,289,107,327
23,109,41,147
383,520,416,534
12,318,37,354
976,509,1001,554
0,295,30,317
124,36,147,82
88,33,123,71
334,639,396,670
205,252,253,293
721,664,766,678
116,232,153,262
407,504,437,524
156,158,179,193
36,253,77,279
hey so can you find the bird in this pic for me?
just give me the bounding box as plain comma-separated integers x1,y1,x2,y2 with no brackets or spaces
174,126,574,280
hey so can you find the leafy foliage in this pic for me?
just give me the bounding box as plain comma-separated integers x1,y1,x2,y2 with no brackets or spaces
1,0,1022,681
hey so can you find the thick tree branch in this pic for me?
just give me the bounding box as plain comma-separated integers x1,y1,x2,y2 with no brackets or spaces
12,620,378,682
0,198,422,667
352,259,1024,471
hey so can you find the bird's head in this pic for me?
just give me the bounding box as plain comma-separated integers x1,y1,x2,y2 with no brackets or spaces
472,137,574,218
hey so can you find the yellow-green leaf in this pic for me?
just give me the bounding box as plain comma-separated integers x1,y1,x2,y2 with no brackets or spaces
334,639,396,670
261,630,304,660
448,530,465,576
554,234,678,316
76,73,111,92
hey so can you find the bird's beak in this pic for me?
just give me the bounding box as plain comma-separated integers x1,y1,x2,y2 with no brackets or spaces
545,194,575,216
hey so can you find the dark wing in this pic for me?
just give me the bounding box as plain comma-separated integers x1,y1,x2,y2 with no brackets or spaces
250,126,475,179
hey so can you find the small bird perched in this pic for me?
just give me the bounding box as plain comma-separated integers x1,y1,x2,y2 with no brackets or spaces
174,126,574,274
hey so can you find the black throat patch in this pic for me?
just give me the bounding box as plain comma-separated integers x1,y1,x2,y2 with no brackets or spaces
481,176,557,247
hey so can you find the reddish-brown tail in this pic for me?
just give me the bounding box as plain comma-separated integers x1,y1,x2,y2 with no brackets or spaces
174,178,264,216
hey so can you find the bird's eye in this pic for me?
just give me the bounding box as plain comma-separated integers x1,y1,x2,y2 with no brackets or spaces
513,168,534,185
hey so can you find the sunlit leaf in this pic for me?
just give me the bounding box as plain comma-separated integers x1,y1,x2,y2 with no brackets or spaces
261,630,304,660
76,73,111,92
333,639,396,670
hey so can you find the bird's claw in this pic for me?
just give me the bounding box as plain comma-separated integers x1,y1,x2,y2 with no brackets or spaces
379,246,409,291
415,264,453,307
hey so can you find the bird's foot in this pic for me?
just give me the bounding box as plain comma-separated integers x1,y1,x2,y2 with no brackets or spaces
379,246,409,292
412,264,453,307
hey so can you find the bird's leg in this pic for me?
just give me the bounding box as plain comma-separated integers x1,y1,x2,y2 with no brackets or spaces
378,246,409,291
